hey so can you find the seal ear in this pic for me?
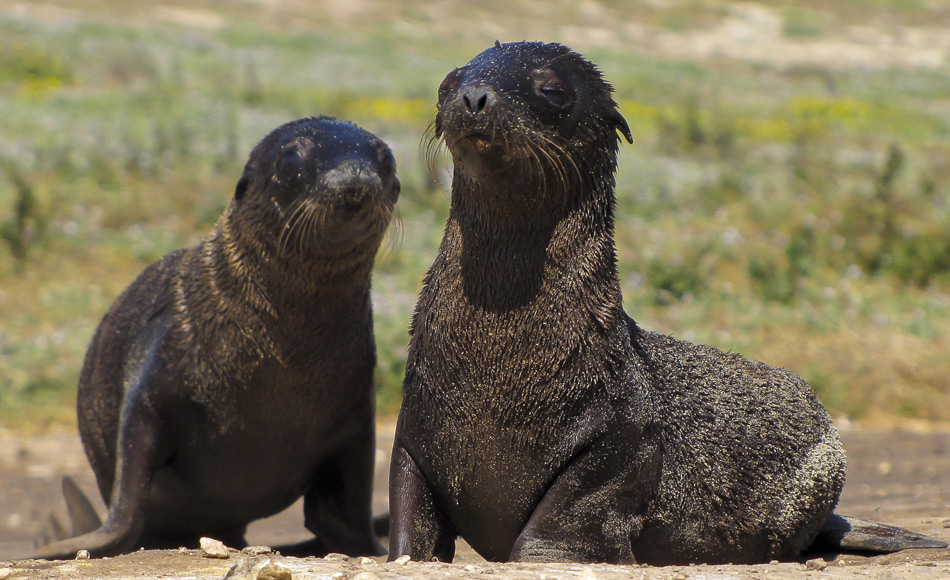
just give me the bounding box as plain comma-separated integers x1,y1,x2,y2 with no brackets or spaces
610,109,634,144
234,176,249,200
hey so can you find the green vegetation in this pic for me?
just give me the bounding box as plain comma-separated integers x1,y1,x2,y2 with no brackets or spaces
1,0,948,430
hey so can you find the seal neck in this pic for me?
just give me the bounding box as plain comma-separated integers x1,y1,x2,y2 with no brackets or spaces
407,169,625,405
202,215,374,339
445,162,623,319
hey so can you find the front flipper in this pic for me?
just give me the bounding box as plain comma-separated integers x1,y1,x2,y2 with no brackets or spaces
810,514,948,553
388,444,455,562
511,430,659,564
303,429,384,557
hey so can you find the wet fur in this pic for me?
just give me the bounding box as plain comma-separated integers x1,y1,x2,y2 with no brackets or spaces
34,116,399,559
389,42,943,565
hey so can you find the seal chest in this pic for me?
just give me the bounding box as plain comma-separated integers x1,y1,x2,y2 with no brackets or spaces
33,116,399,560
389,41,849,565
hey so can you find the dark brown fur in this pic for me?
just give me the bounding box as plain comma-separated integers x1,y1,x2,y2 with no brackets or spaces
34,116,399,559
389,41,945,565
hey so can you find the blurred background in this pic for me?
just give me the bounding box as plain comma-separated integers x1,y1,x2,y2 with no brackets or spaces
0,0,948,431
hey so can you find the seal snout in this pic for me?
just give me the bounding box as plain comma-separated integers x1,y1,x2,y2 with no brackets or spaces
459,84,496,116
323,159,383,208
440,83,509,161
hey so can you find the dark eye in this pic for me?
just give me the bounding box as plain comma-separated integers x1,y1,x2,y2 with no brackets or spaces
539,86,574,108
277,149,303,180
531,67,575,109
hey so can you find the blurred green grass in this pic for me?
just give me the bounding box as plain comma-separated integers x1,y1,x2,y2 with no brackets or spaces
1,0,948,430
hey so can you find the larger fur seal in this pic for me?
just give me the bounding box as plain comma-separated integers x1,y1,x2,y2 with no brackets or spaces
34,116,399,560
388,41,947,564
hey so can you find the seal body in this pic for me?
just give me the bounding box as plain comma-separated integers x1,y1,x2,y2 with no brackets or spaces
35,116,399,559
389,42,846,565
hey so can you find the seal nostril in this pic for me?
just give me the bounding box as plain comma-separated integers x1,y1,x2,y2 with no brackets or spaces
325,160,382,205
460,85,494,115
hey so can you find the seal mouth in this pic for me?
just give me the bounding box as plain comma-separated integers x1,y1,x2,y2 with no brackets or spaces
339,200,366,213
452,132,505,157
325,187,372,214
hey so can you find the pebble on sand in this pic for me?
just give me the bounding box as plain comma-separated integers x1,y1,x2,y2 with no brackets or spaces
805,558,828,571
256,561,292,580
199,537,230,559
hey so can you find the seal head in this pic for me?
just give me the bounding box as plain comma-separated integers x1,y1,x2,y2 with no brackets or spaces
434,41,631,187
233,117,399,261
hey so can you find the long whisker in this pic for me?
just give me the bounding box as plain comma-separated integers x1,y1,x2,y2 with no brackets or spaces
304,202,325,255
535,132,583,207
516,138,544,197
381,204,403,263
422,116,449,191
536,133,571,187
532,138,556,190
278,198,311,257
524,134,561,201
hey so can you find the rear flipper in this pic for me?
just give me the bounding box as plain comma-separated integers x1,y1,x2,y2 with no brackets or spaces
35,514,67,548
34,477,102,549
62,475,103,536
30,381,164,560
810,514,948,553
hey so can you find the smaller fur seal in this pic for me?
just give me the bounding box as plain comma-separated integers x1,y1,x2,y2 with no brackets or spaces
388,41,947,565
33,116,399,560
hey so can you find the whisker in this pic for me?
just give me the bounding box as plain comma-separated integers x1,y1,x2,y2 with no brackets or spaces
422,116,450,191
278,198,311,257
535,132,582,208
526,136,562,201
371,203,398,264
518,139,546,198
305,202,326,255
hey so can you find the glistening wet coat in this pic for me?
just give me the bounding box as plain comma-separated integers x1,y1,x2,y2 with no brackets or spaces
389,41,946,565
32,117,399,560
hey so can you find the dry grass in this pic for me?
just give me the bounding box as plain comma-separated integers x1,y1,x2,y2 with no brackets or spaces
1,0,948,429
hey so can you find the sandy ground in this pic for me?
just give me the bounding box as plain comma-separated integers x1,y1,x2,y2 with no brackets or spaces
0,421,947,579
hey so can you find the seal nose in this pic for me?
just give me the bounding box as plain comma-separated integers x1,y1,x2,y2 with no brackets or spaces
460,85,495,115
324,160,380,205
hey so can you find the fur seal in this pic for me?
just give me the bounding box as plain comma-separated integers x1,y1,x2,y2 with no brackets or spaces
388,41,947,564
33,116,399,560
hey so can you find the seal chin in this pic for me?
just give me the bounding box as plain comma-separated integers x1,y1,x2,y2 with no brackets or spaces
449,132,508,178
300,226,369,259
